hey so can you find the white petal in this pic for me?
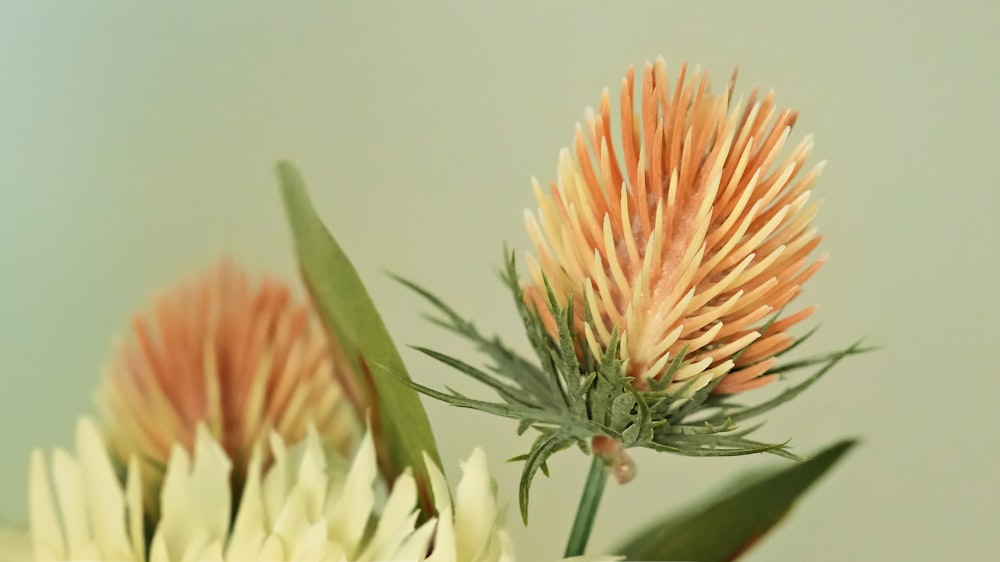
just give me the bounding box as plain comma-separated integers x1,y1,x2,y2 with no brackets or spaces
453,448,499,562
125,457,146,562
394,519,438,562
325,429,377,554
256,534,287,560
295,429,329,520
358,469,420,561
496,530,517,562
189,425,232,541
288,520,330,561
51,449,99,559
157,425,232,560
424,451,452,514
195,540,225,562
183,532,225,562
28,451,64,561
176,528,212,562
424,506,456,562
0,526,34,562
76,419,132,559
226,446,267,561
262,431,290,528
424,450,458,562
269,486,311,553
148,532,170,562
156,442,192,559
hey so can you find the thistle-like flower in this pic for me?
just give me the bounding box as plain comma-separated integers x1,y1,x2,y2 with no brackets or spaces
0,526,31,562
523,58,823,396
400,58,866,520
96,261,362,511
28,418,522,561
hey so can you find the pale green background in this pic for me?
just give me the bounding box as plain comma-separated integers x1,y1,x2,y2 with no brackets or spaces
1,1,997,560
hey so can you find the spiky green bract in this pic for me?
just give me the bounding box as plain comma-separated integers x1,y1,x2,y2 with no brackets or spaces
395,252,871,523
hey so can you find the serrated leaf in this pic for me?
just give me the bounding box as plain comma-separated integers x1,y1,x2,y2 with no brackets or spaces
621,423,641,445
409,346,537,407
277,161,441,515
519,432,574,523
722,341,867,424
646,437,796,459
775,325,819,357
610,393,638,430
768,342,876,376
616,439,857,561
394,274,560,403
396,373,549,421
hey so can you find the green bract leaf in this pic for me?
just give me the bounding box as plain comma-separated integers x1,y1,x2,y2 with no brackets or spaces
519,432,575,523
396,253,872,520
615,439,857,561
277,161,441,515
704,341,870,426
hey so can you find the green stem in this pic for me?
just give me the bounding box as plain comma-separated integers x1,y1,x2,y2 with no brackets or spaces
564,456,609,557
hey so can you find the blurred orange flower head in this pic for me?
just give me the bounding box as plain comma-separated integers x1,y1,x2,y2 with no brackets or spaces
97,261,361,495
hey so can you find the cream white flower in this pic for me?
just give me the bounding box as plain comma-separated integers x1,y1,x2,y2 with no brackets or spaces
0,526,32,562
28,418,518,562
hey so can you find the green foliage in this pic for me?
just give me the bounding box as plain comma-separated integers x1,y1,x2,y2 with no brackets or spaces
277,162,441,516
616,440,857,561
395,251,871,522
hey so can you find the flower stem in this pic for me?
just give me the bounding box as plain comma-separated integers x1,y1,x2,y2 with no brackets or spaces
564,455,609,557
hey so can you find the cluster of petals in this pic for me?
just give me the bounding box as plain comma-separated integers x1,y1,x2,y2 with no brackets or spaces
525,58,824,395
29,418,517,562
97,261,360,507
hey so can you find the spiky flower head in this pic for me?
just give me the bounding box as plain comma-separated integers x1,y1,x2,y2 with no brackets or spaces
401,58,866,519
523,58,824,396
96,261,363,511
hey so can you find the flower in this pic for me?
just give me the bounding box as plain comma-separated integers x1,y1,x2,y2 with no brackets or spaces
0,526,31,562
401,57,859,512
28,417,521,562
96,261,362,510
523,58,824,395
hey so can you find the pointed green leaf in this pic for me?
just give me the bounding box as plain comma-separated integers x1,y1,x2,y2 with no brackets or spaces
409,346,538,407
519,432,575,524
277,162,441,514
616,439,857,561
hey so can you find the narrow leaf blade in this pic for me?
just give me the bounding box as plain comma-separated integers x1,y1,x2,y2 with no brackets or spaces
277,161,441,512
616,439,857,561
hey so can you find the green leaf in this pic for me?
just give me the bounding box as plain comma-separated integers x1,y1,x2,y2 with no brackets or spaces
277,162,441,515
616,439,857,562
519,432,575,524
394,273,560,405
409,346,538,407
725,341,867,424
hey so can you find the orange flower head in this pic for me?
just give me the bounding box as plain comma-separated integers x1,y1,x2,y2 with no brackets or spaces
96,261,361,501
524,59,824,396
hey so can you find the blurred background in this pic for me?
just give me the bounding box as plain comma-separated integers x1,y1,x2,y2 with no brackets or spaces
1,1,997,560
